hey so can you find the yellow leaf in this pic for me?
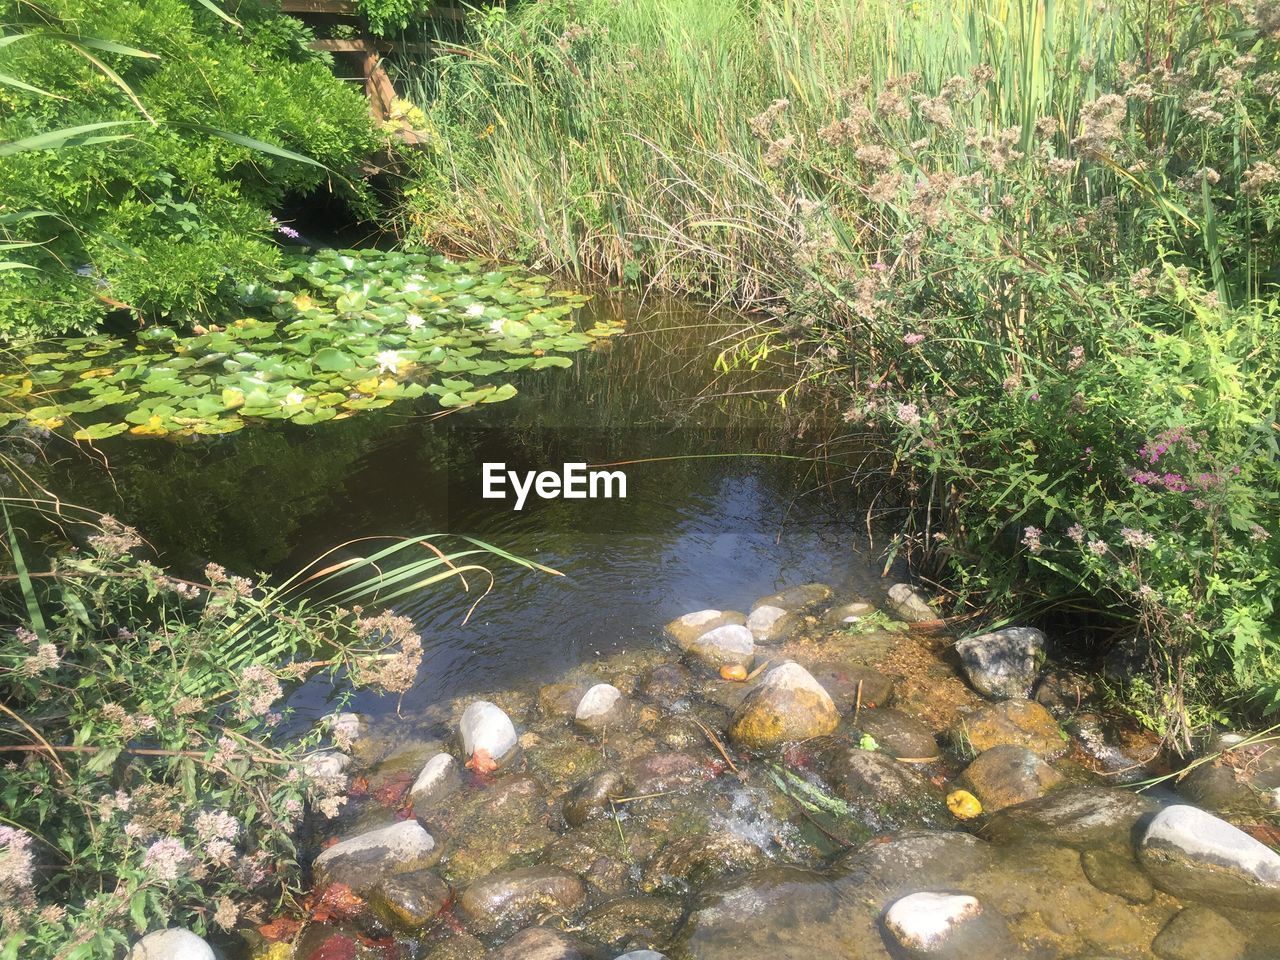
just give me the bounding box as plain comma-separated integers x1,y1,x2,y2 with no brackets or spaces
79,367,115,379
222,388,245,410
354,377,380,395
130,415,169,437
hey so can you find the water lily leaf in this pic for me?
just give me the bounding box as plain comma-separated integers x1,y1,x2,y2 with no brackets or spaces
313,347,356,372
531,355,573,369
72,422,129,441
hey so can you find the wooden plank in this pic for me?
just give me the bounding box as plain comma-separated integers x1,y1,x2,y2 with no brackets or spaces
280,0,357,14
310,38,392,53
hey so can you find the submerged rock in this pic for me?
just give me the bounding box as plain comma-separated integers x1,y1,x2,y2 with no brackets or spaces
811,665,895,713
682,623,755,670
637,662,694,707
883,892,1015,959
850,708,940,761
951,699,1067,759
303,749,352,780
838,831,997,894
1079,848,1154,904
824,600,876,626
746,604,797,643
954,627,1044,700
313,820,438,893
582,895,683,948
644,832,766,892
664,610,746,648
125,929,214,960
575,683,628,732
981,785,1155,851
959,744,1063,812
491,926,593,960
615,952,668,960
886,583,936,622
539,681,590,719
458,865,587,935
564,769,626,827
411,752,462,809
1150,906,1245,960
818,741,947,830
729,661,838,749
373,868,452,930
460,700,519,769
1137,804,1280,912
753,583,833,612
1176,732,1280,816
627,751,714,794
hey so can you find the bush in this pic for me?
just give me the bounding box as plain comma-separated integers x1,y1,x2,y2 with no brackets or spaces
0,0,379,338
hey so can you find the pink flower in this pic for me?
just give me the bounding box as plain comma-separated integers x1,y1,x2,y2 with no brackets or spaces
1021,526,1043,553
142,838,191,880
903,332,926,346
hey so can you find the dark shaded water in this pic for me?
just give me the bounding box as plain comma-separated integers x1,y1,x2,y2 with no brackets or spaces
45,293,880,719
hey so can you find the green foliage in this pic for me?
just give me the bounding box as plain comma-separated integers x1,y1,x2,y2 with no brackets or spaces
357,0,427,36
400,0,1280,734
0,501,548,956
0,0,378,338
0,248,617,439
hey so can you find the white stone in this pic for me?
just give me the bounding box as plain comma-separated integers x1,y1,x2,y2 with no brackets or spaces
313,820,435,877
884,892,983,951
329,711,364,748
303,749,351,780
125,929,215,960
954,626,1045,700
460,700,518,762
746,604,787,640
887,583,935,622
675,609,721,628
685,623,755,669
614,953,668,960
410,752,460,806
575,683,624,724
1144,805,1280,877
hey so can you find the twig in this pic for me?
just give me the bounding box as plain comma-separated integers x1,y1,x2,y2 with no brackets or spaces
690,715,739,775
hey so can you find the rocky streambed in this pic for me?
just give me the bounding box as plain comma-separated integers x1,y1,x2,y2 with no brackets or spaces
147,581,1280,960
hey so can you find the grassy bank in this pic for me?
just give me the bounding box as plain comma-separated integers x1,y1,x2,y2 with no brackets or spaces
397,0,1280,740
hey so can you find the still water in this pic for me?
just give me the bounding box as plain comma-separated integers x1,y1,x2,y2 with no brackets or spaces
46,293,879,719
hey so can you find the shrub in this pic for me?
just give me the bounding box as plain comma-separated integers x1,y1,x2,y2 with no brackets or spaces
0,0,379,338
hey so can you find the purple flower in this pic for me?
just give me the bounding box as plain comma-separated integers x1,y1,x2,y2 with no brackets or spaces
1021,526,1043,553
1067,523,1085,543
903,332,926,346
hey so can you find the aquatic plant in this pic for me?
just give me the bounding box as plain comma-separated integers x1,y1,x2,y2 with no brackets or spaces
0,248,620,440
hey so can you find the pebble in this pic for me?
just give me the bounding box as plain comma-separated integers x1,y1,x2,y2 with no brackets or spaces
575,683,627,731
410,752,462,808
124,930,214,960
663,609,745,647
460,700,519,767
883,891,1011,958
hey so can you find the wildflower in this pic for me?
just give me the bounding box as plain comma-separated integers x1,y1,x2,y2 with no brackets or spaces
173,695,204,716
213,897,239,931
195,810,240,843
971,64,995,85
1073,94,1128,155
1034,116,1058,139
1242,161,1279,197
318,795,347,819
763,135,795,168
205,840,236,867
88,515,142,556
282,389,307,407
1182,91,1224,124
895,402,921,428
867,172,905,204
214,736,240,765
748,98,790,139
270,217,301,240
1087,539,1109,556
1126,82,1154,102
0,827,34,898
1120,528,1156,550
38,905,65,925
818,116,861,147
1251,523,1271,542
1047,157,1077,177
874,88,910,120
1067,345,1085,371
405,312,425,330
21,642,59,676
903,332,926,346
237,665,282,720
1067,523,1085,543
204,563,227,584
375,350,401,375
142,837,191,881
855,144,896,169
1021,526,1043,554
917,95,953,128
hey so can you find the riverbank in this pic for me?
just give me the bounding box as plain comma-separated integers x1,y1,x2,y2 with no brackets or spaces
394,0,1280,738
227,576,1280,959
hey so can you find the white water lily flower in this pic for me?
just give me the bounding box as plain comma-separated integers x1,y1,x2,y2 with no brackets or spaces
403,282,422,293
376,350,401,374
465,303,485,317
283,390,306,407
488,318,505,335
405,312,424,330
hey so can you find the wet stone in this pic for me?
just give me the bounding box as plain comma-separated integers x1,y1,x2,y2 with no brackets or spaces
304,749,351,780
954,626,1045,700
753,582,833,612
1034,668,1097,715
884,892,1016,960
627,751,714,794
818,741,947,831
824,600,876,626
959,744,1064,812
810,664,894,712
952,698,1068,759
460,700,519,768
1176,732,1280,816
837,830,998,894
1137,804,1280,912
410,752,462,809
458,864,587,936
1151,906,1246,960
582,895,684,949
682,623,755,671
125,929,215,960
643,831,766,892
637,662,694,707
1079,848,1154,904
664,610,746,647
539,682,589,719
564,769,626,827
491,926,593,960
615,953,669,960
728,661,839,750
886,583,936,622
421,932,486,960
576,683,628,732
746,604,798,642
372,868,452,930
312,820,438,894
850,708,939,761
981,785,1155,851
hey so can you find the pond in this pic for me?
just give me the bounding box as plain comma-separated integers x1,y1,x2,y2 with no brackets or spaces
42,289,878,721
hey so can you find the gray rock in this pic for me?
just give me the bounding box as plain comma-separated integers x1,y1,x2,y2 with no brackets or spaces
303,749,351,780
837,830,998,893
1137,804,1280,912
886,583,936,622
458,865,587,935
664,609,746,647
728,661,839,749
644,832,765,892
818,741,947,831
950,698,1068,759
1151,906,1245,960
851,708,939,760
575,683,627,732
491,926,592,960
1079,848,1154,903
313,820,438,893
637,662,694,707
825,600,876,626
954,627,1045,700
615,953,668,960
626,751,712,794
883,892,1016,959
810,665,894,713
682,623,755,670
752,583,832,612
460,700,518,767
582,895,683,948
1177,732,1280,816
373,868,452,930
564,769,625,827
981,785,1155,850
959,744,1063,812
746,604,796,642
410,752,462,808
125,930,214,960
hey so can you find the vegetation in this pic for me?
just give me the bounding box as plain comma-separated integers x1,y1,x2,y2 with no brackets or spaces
399,0,1280,739
0,494,551,959
0,0,377,338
